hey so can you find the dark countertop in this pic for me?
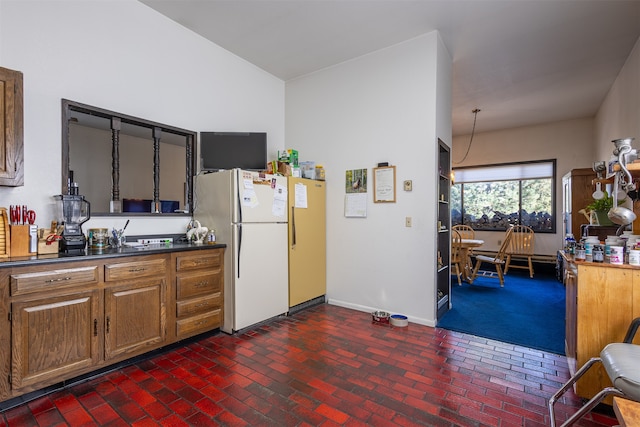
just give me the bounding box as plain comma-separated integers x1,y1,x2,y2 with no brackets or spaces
0,242,227,268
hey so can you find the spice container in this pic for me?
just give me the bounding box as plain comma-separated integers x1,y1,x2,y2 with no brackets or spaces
88,228,109,249
593,244,604,263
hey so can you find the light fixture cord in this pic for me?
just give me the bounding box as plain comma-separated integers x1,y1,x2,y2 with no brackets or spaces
454,109,480,164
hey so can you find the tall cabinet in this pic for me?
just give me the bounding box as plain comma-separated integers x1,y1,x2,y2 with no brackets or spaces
288,177,327,309
437,140,451,319
562,168,596,238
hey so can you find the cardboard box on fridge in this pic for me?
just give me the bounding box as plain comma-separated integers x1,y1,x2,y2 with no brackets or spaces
267,161,300,177
278,149,299,167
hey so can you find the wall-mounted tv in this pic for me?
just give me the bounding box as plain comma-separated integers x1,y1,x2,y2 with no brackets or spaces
200,132,267,171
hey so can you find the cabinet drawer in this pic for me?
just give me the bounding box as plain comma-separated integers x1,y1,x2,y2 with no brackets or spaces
176,272,221,299
11,266,99,296
175,251,222,272
176,310,221,338
176,293,221,318
104,258,167,282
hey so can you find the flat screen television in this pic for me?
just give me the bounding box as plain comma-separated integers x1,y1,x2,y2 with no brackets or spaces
200,132,267,171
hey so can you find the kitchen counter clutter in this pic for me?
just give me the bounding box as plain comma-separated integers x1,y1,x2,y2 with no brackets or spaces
0,241,225,405
0,240,225,266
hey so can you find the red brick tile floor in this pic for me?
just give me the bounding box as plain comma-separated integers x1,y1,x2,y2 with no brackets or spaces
0,304,617,426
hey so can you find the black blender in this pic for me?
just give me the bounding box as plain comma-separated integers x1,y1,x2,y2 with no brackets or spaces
56,174,91,253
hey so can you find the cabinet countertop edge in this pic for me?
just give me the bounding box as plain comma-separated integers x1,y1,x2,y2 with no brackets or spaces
0,243,227,268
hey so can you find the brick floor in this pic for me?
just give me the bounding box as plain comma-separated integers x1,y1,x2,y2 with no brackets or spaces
0,304,617,426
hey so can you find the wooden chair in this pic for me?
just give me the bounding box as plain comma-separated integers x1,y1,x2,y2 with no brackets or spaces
452,224,475,240
452,224,476,267
469,227,514,287
451,230,464,286
504,225,535,278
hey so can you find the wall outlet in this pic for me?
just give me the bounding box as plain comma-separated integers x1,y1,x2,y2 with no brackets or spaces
403,180,412,191
405,217,412,227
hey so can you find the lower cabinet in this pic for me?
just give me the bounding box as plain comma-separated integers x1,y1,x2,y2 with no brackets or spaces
1,247,224,402
564,257,640,404
104,278,166,361
103,257,167,361
11,288,101,391
173,249,223,340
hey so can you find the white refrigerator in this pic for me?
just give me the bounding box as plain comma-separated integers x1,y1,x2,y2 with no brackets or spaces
195,169,289,333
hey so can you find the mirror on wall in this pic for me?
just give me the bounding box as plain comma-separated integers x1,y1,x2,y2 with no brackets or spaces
62,100,196,216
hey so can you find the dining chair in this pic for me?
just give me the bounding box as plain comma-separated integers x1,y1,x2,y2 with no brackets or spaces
452,224,475,239
469,227,514,287
504,225,535,278
451,230,463,286
548,317,640,427
452,224,476,267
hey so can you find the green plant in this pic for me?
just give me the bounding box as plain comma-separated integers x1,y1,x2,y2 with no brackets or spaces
585,193,622,212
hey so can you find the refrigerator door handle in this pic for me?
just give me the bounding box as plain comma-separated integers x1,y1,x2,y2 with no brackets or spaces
236,171,243,224
237,224,242,278
291,206,296,248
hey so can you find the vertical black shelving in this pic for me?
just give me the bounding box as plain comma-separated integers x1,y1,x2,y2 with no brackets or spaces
436,139,451,320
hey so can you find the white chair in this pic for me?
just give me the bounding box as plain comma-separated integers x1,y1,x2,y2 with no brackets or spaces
548,317,640,427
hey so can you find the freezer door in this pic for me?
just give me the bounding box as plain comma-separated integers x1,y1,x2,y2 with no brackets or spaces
234,170,288,223
232,222,289,331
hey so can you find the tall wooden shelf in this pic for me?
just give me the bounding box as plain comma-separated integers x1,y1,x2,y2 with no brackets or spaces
437,140,451,319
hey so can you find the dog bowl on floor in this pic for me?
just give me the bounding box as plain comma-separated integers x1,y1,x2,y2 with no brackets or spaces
390,314,408,327
371,311,390,324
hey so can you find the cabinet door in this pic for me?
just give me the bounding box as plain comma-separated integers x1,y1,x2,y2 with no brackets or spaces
0,67,24,186
104,279,166,361
564,258,577,372
11,289,101,390
576,265,633,400
288,178,326,308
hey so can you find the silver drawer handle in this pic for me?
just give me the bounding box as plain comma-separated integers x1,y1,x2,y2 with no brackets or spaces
194,281,209,288
128,267,146,272
45,277,72,283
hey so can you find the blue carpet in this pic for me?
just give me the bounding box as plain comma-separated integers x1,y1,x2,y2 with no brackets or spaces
437,269,566,355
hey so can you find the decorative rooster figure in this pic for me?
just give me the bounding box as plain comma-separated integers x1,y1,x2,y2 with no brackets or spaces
186,220,208,244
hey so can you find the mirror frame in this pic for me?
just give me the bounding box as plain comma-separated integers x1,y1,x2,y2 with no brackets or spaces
61,99,196,216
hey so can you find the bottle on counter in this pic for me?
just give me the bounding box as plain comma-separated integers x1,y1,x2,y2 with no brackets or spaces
593,244,604,263
565,233,576,255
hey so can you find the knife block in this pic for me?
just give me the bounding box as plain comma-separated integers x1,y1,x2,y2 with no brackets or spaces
10,225,34,257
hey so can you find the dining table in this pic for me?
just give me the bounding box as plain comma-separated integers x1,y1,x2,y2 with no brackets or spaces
459,238,484,282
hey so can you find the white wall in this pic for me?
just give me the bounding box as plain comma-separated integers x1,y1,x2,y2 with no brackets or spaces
452,117,595,254
286,33,451,326
0,0,284,235
595,37,640,162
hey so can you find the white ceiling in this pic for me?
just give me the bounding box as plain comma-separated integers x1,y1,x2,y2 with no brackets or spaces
139,0,640,136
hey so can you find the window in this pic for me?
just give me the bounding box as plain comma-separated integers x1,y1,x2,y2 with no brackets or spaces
451,160,556,233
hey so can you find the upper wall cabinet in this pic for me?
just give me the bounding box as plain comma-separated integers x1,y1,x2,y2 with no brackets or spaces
0,67,24,187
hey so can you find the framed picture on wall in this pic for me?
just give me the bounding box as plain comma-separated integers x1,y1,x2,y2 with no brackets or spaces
373,166,396,203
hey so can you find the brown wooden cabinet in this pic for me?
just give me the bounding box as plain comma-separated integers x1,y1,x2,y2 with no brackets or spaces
11,289,101,391
562,168,596,238
564,257,640,403
0,67,24,187
103,256,167,361
9,263,101,394
173,249,223,340
0,247,224,402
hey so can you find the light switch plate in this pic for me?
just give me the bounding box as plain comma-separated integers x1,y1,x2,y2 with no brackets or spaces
403,180,412,191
